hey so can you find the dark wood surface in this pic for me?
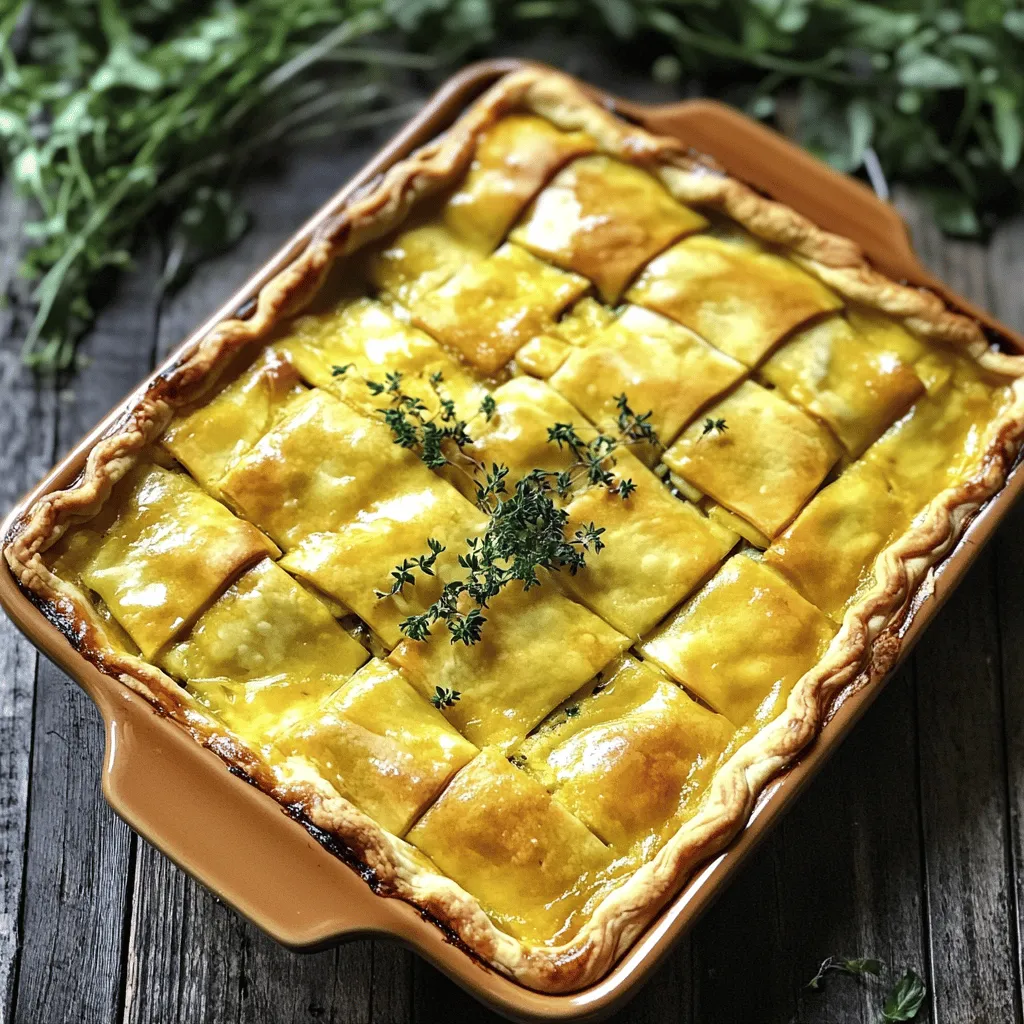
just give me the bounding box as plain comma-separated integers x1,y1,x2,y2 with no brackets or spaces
3,64,1024,1024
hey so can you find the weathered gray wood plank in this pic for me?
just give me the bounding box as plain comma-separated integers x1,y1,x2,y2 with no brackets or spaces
998,494,1024,1024
688,665,929,1024
778,665,929,1024
899,198,1022,1024
123,843,376,1024
989,213,1024,1019
12,243,165,1024
915,551,1019,1023
123,136,413,1024
0,183,58,1024
690,826,793,1021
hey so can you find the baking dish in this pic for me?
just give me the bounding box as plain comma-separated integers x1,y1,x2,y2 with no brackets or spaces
3,58,1024,1021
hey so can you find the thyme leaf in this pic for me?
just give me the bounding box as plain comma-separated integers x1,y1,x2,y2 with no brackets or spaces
429,686,460,709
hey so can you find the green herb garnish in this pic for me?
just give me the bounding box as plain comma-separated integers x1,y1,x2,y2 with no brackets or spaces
806,955,883,990
429,686,460,710
5,3,1024,374
1,0,434,373
806,956,926,1022
700,417,728,438
370,373,658,645
881,970,927,1022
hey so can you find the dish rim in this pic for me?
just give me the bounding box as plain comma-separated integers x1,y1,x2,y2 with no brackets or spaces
3,58,1024,1021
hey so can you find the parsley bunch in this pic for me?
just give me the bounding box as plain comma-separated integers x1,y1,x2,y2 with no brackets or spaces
0,0,427,372
4,0,1023,375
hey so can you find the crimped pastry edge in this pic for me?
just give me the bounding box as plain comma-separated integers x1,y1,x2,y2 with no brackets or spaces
5,66,1024,993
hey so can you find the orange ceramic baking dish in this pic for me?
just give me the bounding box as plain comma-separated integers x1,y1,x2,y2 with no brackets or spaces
3,59,1024,1021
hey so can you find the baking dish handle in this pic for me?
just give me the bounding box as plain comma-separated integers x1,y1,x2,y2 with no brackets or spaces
98,684,390,947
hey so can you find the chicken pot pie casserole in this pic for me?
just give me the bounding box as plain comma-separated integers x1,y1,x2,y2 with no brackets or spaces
7,68,1024,993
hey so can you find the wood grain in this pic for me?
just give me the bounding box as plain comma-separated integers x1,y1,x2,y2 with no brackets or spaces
991,214,1024,1022
0,182,57,1024
900,196,1023,1024
10,243,164,1024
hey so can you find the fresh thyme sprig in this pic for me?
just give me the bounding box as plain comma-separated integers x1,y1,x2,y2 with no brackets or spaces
363,371,660,645
395,467,609,645
332,364,490,483
429,686,460,709
700,417,729,438
806,955,882,990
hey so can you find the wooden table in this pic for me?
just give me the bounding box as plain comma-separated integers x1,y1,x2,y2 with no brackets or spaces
3,61,1024,1024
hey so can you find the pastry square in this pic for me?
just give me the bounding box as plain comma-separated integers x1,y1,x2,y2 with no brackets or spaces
407,747,612,943
219,389,443,550
279,483,487,649
759,314,924,455
663,380,843,539
551,296,618,348
847,305,928,367
763,461,908,621
845,306,956,395
457,375,597,495
274,298,488,423
515,333,573,378
160,558,369,743
510,154,707,303
161,557,367,682
162,348,308,496
640,554,837,726
283,658,478,836
53,462,276,658
366,219,481,307
442,114,596,250
517,655,734,850
411,243,589,374
389,581,630,750
548,304,747,455
561,452,738,638
627,232,843,366
864,353,1009,514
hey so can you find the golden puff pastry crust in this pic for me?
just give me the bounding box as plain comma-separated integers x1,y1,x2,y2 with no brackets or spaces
282,658,478,837
6,66,1024,996
627,231,843,366
547,303,747,458
517,655,734,852
389,580,631,751
510,154,707,303
664,379,844,539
